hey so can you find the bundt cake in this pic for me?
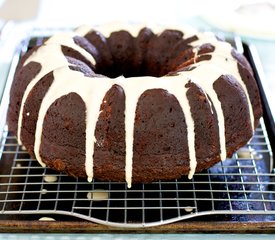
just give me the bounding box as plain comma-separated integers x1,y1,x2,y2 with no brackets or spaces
8,23,262,187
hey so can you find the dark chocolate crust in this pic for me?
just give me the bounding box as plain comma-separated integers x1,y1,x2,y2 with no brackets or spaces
7,26,263,184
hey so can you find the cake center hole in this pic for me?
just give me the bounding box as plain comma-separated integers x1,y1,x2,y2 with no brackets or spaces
91,30,182,78
95,54,173,79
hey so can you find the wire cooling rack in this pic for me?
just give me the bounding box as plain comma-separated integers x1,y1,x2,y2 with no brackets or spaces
0,32,274,228
0,119,274,228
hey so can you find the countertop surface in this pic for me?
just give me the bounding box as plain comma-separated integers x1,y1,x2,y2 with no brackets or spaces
0,0,275,238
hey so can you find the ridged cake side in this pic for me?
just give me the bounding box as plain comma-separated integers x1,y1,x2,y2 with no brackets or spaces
8,24,262,187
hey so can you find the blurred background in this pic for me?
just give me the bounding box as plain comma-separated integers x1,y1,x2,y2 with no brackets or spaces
1,0,275,38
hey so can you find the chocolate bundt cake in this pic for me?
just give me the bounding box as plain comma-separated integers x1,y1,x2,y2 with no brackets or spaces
8,23,262,187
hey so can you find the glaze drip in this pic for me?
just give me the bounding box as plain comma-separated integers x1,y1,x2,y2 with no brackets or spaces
15,23,256,187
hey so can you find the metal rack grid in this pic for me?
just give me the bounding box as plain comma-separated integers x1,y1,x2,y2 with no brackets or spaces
0,32,274,228
0,119,274,228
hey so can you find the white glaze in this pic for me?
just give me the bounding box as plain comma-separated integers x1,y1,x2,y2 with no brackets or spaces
17,24,255,188
34,67,114,182
45,32,96,66
87,189,109,201
34,69,196,187
17,33,97,154
39,217,56,221
237,147,252,159
76,22,197,39
179,64,227,161
75,25,92,36
184,206,195,213
191,37,254,129
41,188,47,194
76,23,254,130
34,67,223,187
17,44,70,148
116,76,195,186
43,175,58,183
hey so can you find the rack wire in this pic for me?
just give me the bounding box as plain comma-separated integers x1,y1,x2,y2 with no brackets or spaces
0,32,274,228
0,120,274,228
